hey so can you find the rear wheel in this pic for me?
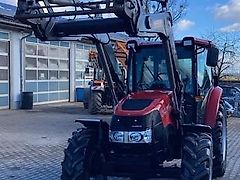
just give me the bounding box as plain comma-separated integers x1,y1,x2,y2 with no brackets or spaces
89,91,102,114
212,103,227,177
61,129,106,180
180,132,213,180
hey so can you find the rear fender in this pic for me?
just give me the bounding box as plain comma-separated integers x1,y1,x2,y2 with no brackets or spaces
203,86,223,128
182,124,212,135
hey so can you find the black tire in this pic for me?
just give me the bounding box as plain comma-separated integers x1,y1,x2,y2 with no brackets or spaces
180,132,213,180
212,103,227,177
61,129,105,180
83,88,90,109
89,91,102,115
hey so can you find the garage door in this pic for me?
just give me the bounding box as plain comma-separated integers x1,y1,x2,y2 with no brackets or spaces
75,43,95,88
24,37,70,104
0,32,9,109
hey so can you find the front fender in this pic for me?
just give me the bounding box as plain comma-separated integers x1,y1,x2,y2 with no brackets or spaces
203,86,223,127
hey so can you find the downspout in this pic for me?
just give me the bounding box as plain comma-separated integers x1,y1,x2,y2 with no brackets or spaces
20,32,32,94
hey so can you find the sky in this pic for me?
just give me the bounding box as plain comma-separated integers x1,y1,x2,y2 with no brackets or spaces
2,0,240,39
174,0,240,39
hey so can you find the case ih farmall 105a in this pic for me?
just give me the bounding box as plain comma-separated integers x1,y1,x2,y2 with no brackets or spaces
16,0,227,179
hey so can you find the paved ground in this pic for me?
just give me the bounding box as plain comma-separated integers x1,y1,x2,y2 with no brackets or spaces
0,102,239,180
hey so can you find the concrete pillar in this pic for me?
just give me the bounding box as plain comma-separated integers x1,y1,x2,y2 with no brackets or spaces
9,32,22,109
69,42,76,102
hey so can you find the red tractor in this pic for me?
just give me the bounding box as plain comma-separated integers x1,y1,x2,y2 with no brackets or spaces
15,0,227,179
61,37,227,180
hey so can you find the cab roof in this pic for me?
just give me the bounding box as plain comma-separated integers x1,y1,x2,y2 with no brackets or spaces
127,36,215,48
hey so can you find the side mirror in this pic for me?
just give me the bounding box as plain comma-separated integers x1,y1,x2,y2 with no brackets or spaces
206,47,219,67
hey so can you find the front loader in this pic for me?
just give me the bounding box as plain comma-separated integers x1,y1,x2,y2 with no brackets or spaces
15,0,227,179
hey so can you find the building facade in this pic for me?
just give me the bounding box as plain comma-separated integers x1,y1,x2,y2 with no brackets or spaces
0,3,127,109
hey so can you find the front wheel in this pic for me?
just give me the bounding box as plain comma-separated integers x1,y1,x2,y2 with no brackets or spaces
180,132,213,180
61,129,106,180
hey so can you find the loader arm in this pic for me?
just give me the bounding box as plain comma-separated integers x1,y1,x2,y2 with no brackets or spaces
15,0,172,41
15,0,182,113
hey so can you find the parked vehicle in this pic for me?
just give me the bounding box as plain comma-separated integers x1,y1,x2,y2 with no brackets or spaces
16,0,227,179
221,85,240,115
83,46,127,114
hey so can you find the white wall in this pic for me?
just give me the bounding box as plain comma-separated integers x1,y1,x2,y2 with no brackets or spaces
9,31,22,109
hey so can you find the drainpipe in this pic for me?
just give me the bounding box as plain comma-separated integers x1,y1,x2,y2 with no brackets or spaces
20,32,32,94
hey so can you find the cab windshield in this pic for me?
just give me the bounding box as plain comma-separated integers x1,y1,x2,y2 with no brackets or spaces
128,44,212,94
129,46,170,91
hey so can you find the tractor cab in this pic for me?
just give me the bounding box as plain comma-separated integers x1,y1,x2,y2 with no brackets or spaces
127,43,171,92
126,37,218,94
118,37,219,125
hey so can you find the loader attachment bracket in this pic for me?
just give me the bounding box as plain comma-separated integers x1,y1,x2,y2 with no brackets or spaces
75,118,109,129
75,118,109,144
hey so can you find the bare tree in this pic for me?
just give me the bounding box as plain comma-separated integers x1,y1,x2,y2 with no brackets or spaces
168,0,188,22
204,32,240,79
149,0,188,23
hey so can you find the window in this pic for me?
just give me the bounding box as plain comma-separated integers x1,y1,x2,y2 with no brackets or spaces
0,32,9,40
49,47,58,58
59,48,69,59
59,71,69,80
0,55,8,67
141,57,154,85
50,41,59,46
38,70,48,80
60,42,70,47
26,44,37,55
75,71,83,79
0,69,7,80
25,57,37,68
38,58,48,69
26,70,37,80
197,50,212,92
38,45,48,56
49,70,58,80
59,60,68,69
49,59,59,69
76,49,89,60
132,47,170,91
0,41,8,53
26,36,37,43
178,58,192,93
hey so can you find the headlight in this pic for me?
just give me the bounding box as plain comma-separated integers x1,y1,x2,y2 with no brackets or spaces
109,129,152,143
109,131,124,143
143,129,152,143
129,132,143,143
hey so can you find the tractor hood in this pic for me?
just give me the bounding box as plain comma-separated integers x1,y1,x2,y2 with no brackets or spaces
114,90,172,116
